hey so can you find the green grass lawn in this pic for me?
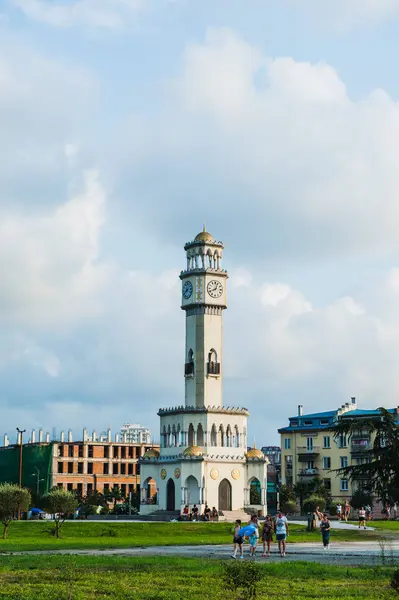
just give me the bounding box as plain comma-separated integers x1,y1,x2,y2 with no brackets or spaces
362,521,399,532
0,521,382,552
0,555,396,599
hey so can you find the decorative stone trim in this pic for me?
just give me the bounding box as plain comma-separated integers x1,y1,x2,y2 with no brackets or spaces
158,405,249,416
185,306,224,316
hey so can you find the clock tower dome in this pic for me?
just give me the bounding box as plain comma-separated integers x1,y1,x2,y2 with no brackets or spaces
180,226,228,409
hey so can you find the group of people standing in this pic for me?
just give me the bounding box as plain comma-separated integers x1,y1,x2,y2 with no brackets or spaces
232,511,290,559
232,510,334,558
336,501,351,521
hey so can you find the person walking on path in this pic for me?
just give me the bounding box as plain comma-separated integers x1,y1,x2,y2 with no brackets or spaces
336,503,342,521
365,504,372,521
261,515,273,557
231,519,244,559
274,510,289,557
358,507,367,529
248,514,259,557
320,513,331,549
343,501,351,522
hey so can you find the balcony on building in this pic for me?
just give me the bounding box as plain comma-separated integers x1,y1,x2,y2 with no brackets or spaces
297,445,320,460
350,438,372,455
298,467,320,477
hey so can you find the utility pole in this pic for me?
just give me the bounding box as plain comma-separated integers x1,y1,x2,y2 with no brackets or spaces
16,427,26,520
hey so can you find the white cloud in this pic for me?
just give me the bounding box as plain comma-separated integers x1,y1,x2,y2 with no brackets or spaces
11,0,145,29
284,0,399,26
0,169,109,327
129,27,399,264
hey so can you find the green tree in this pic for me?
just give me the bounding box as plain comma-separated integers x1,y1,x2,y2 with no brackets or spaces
0,484,31,539
44,489,77,538
278,485,295,509
108,486,123,512
350,489,373,510
293,481,310,513
79,491,106,519
333,408,399,505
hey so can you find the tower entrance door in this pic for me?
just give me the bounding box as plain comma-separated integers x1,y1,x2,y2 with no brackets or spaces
218,478,232,511
166,478,175,511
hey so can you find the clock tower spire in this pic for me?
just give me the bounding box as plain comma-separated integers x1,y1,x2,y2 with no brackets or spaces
180,227,228,409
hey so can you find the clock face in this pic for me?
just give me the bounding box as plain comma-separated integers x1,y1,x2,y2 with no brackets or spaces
207,280,223,299
182,280,193,300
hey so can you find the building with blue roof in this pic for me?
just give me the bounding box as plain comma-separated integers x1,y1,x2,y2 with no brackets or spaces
278,397,398,507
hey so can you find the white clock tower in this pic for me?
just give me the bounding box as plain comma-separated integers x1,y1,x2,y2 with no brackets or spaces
180,226,228,409
139,227,268,518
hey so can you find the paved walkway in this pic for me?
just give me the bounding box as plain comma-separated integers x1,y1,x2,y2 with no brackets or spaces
290,520,375,530
7,541,399,566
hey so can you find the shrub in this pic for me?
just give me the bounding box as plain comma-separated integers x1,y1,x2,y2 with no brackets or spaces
222,561,265,599
281,500,297,514
303,495,326,513
328,503,337,516
391,568,399,592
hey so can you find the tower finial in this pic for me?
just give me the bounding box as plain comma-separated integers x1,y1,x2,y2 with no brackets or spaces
203,221,206,232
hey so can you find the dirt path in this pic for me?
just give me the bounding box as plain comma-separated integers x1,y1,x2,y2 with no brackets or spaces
6,541,399,566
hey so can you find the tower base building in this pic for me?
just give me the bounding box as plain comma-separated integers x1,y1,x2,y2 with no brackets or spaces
140,228,268,516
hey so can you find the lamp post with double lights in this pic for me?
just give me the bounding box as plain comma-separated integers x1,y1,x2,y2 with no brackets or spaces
31,466,44,496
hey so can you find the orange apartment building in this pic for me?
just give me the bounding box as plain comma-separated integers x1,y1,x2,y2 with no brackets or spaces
53,440,159,498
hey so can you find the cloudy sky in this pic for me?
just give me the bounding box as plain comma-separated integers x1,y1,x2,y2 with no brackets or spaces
1,0,399,446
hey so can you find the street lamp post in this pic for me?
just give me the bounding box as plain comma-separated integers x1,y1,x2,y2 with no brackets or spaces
16,427,26,520
31,467,44,495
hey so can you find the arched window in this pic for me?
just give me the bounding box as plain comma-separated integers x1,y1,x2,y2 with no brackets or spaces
172,425,177,447
185,349,194,376
218,425,224,447
188,423,195,446
167,425,171,448
207,348,220,376
249,478,261,505
211,424,217,446
197,424,204,446
177,424,181,447
226,425,232,447
162,426,167,448
234,425,240,448
207,250,212,268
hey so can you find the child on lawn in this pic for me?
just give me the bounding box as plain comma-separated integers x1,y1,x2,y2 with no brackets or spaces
232,519,244,559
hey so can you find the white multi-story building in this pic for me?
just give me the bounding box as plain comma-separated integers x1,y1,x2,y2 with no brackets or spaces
120,424,151,444
140,227,268,516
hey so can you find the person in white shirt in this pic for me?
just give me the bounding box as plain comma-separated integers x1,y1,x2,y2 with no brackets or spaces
274,511,289,557
358,506,366,529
